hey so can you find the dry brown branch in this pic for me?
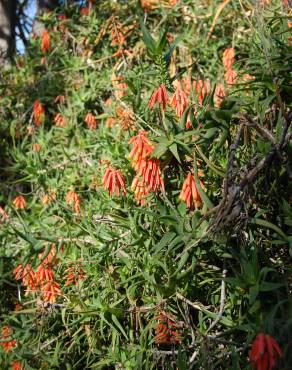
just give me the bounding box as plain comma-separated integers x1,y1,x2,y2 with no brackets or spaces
207,0,231,41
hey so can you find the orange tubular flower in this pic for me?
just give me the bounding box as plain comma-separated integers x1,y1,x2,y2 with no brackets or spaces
2,325,12,338
250,333,282,370
84,113,97,130
105,117,117,128
0,206,9,223
222,47,235,70
128,131,154,171
171,82,189,117
64,264,85,286
148,83,169,111
193,79,211,105
14,302,22,311
214,84,227,108
13,264,25,280
110,21,126,47
131,176,150,205
54,95,65,104
12,361,25,370
54,113,66,127
80,7,90,16
41,29,51,53
112,74,128,100
155,311,181,345
102,167,127,197
42,194,49,205
27,125,35,135
42,281,61,303
115,81,128,100
14,264,37,294
33,100,45,126
13,195,26,209
185,112,192,130
1,326,17,353
179,172,202,209
66,190,81,213
42,191,56,206
38,244,57,266
32,143,41,152
139,158,165,193
35,265,54,283
225,69,237,86
116,106,136,131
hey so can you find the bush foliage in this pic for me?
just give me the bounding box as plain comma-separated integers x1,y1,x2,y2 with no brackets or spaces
0,1,291,369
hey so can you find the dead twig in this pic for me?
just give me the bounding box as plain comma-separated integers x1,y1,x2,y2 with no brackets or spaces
207,0,231,41
206,266,227,333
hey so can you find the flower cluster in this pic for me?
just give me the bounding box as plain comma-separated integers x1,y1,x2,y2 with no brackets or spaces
116,106,136,131
112,73,128,100
148,84,169,111
42,190,56,205
250,333,282,370
0,326,17,353
66,190,81,213
84,112,97,130
13,245,61,303
171,81,189,117
128,131,164,204
214,83,226,108
223,47,237,86
179,172,203,209
102,166,127,197
64,263,86,286
54,113,66,127
155,311,181,345
13,195,26,209
33,100,45,126
193,79,211,105
41,29,51,53
12,361,25,370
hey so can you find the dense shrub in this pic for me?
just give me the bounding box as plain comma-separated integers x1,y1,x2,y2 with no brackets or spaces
0,1,291,369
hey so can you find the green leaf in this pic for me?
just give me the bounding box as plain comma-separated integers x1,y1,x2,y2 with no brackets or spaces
193,156,214,209
164,35,183,65
157,27,169,54
139,19,157,56
169,143,181,163
259,282,284,291
250,218,288,241
152,232,176,253
151,140,171,158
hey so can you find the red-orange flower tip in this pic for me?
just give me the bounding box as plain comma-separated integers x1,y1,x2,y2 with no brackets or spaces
214,84,226,108
102,167,127,197
13,195,26,209
54,95,65,104
155,311,181,345
171,82,189,117
222,47,235,70
179,173,202,209
193,79,211,105
12,361,25,370
33,100,45,126
32,143,41,152
41,29,51,53
84,113,97,130
54,113,66,127
148,84,169,111
225,69,237,86
250,333,282,370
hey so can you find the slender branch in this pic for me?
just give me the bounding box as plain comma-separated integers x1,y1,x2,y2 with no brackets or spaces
206,267,227,333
